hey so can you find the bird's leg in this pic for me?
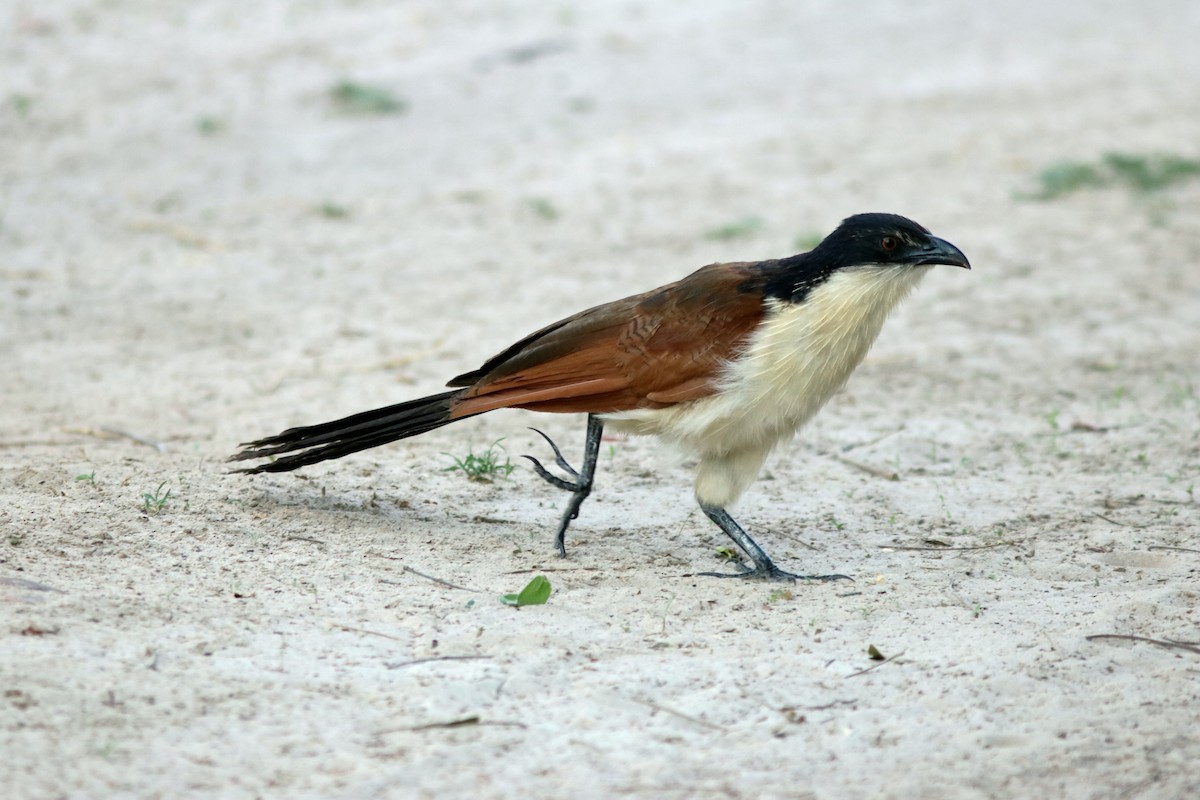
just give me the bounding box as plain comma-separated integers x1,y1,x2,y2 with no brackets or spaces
697,504,852,582
523,414,604,557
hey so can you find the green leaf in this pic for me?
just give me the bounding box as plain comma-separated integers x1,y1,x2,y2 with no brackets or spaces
502,575,552,606
330,81,408,115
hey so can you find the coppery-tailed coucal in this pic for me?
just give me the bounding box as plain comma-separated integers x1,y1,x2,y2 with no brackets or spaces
230,213,970,580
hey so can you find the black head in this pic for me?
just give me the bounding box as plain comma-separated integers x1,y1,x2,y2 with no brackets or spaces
812,213,970,271
765,213,969,302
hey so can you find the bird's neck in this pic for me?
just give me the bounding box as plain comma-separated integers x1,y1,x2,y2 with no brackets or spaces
730,263,932,429
780,263,932,357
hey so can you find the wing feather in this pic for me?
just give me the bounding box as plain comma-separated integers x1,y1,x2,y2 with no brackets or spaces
448,261,771,417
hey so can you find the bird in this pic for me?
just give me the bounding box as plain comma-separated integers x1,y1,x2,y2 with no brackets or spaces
229,212,969,581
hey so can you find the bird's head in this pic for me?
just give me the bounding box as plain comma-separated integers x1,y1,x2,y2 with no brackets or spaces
813,213,970,271
767,213,969,302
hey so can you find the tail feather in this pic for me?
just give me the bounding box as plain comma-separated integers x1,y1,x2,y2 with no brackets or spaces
228,389,467,474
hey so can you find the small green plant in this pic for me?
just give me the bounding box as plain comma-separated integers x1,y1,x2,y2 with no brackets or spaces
330,81,407,115
318,202,349,219
11,94,33,118
704,216,763,241
1168,379,1197,407
714,546,740,561
1102,152,1200,192
824,513,845,531
195,115,225,135
1022,151,1200,200
768,588,794,603
1046,408,1064,453
525,197,559,221
75,471,95,482
1025,162,1106,200
142,482,171,515
443,439,515,482
501,575,552,606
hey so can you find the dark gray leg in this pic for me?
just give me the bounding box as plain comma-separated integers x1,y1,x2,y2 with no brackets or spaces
698,503,851,582
523,414,604,557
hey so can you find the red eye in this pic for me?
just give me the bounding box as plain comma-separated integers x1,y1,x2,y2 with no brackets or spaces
881,236,898,252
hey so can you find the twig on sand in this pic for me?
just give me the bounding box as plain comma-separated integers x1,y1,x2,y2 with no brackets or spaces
285,534,326,545
1093,513,1149,529
882,541,1020,552
373,716,526,735
370,555,482,593
334,625,405,642
387,655,492,669
836,455,899,481
64,426,168,452
633,697,726,731
1085,635,1200,655
845,652,906,679
402,565,481,593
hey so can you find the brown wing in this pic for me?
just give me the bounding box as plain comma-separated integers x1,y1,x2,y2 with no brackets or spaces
447,261,769,418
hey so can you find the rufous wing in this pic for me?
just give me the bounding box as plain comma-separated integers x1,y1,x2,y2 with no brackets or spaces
447,261,770,417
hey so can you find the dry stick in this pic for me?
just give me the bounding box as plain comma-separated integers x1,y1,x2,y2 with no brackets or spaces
839,427,905,452
370,553,482,593
836,455,900,481
1085,635,1200,655
502,566,602,574
845,652,906,679
0,438,79,448
65,426,168,452
389,655,491,669
404,716,527,732
401,565,481,593
1093,513,1150,529
334,625,406,642
763,527,821,551
633,698,726,731
1148,545,1200,554
285,535,326,545
883,541,1020,552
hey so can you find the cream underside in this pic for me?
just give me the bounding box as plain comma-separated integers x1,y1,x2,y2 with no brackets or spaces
603,264,932,507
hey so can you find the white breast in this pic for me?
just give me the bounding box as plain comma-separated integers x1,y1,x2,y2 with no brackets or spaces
604,263,930,506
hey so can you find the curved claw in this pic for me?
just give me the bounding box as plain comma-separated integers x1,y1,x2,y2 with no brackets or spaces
521,454,578,492
527,427,579,478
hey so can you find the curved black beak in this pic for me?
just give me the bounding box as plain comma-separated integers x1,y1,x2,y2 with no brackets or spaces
912,236,971,269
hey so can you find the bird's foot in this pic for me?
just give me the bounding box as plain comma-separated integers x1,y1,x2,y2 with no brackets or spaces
697,504,852,582
522,416,604,557
523,427,587,493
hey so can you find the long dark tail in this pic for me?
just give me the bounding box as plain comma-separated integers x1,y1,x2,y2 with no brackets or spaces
228,389,468,474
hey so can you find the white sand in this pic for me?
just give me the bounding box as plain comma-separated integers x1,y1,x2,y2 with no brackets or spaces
3,1,1198,797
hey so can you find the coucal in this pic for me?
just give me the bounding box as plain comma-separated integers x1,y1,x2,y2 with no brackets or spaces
230,213,969,581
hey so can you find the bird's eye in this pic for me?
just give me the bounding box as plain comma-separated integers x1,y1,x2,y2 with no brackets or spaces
880,236,899,252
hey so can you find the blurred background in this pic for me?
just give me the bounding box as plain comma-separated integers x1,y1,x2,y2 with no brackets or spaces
4,0,1197,443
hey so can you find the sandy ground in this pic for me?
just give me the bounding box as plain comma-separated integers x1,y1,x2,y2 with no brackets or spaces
3,1,1200,798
